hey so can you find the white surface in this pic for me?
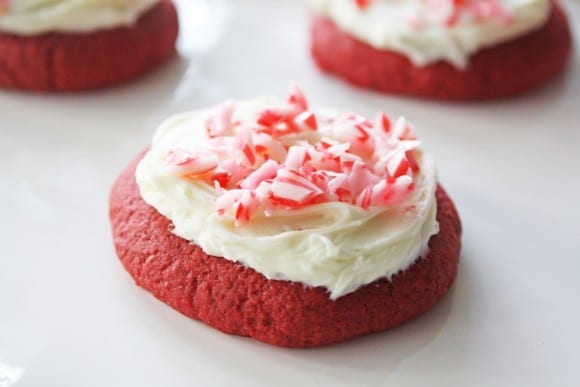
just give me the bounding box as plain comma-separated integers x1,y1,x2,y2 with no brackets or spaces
0,0,579,386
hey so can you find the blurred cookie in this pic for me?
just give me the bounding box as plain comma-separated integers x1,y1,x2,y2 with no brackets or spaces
310,0,572,100
0,0,178,91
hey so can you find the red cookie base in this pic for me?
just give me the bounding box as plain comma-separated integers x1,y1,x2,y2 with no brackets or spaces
109,152,462,348
0,0,178,92
311,1,572,100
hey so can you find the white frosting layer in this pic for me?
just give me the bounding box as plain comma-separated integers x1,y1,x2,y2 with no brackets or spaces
309,0,550,68
0,0,159,35
136,99,440,299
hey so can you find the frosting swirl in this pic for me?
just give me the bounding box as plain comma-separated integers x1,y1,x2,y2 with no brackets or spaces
309,0,551,68
136,87,439,299
0,0,159,35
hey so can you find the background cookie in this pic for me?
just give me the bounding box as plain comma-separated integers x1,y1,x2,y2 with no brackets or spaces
110,151,462,348
0,0,178,92
311,1,572,100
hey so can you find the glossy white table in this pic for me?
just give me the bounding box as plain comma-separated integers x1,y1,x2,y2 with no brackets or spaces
1,1,579,386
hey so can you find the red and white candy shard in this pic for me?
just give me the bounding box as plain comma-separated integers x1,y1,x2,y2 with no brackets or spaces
356,0,514,27
166,86,423,225
205,101,235,138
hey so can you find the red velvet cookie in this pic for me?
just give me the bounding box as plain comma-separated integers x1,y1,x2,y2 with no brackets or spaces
311,1,572,100
109,151,462,348
0,0,178,92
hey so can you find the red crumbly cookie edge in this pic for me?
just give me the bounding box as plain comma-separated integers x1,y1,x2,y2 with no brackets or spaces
310,0,572,100
109,151,462,348
0,0,178,92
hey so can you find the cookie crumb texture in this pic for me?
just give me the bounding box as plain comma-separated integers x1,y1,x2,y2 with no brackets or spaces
311,1,571,100
110,153,462,347
0,0,178,92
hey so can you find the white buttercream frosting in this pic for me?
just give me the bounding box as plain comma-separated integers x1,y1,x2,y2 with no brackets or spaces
309,0,551,68
0,0,159,35
136,97,440,299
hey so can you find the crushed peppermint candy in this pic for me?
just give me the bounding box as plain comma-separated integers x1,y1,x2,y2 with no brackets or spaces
355,0,514,27
166,86,422,226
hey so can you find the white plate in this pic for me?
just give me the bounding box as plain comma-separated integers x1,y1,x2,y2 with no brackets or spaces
1,1,579,386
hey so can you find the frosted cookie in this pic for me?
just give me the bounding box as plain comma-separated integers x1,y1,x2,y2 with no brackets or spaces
309,0,572,100
0,0,178,91
109,86,462,347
